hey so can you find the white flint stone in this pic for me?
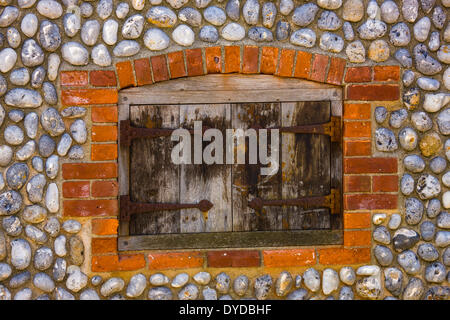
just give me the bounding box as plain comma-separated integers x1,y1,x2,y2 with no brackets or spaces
37,0,63,19
97,0,113,19
423,93,450,112
113,40,140,57
144,28,170,51
428,32,440,51
92,44,112,67
45,155,59,179
47,53,60,81
81,20,100,46
417,77,440,91
45,183,59,213
21,13,38,37
101,278,125,297
380,0,399,23
16,141,35,161
0,6,19,27
367,0,381,19
131,0,145,10
373,213,387,225
63,13,81,37
62,42,89,66
126,273,147,298
54,235,67,257
116,3,130,19
122,14,145,39
346,41,365,63
437,45,450,64
172,24,195,46
103,19,118,45
414,17,431,42
280,0,294,15
0,48,17,73
317,0,341,9
290,28,316,47
221,23,245,41
322,269,339,295
444,68,450,91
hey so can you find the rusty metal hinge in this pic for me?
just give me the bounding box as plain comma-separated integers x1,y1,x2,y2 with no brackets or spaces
120,195,214,221
248,188,340,215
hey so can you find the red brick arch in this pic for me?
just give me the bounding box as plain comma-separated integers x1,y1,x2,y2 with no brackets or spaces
60,45,401,273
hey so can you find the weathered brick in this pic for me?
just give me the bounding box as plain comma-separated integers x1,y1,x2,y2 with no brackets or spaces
92,180,119,198
344,121,371,138
294,50,312,79
92,125,118,142
343,212,371,229
344,194,398,210
372,175,398,192
185,48,204,76
224,46,240,73
346,84,400,101
260,47,278,74
62,181,90,198
92,254,146,272
205,46,222,74
327,57,346,85
167,51,187,79
344,175,371,192
373,66,400,82
344,67,372,83
242,46,258,74
263,249,316,267
92,218,119,236
91,144,118,161
276,49,295,77
91,106,118,123
148,252,204,270
344,158,397,174
134,58,152,86
318,247,371,265
64,199,118,217
62,163,118,179
151,55,169,82
309,54,329,82
207,250,260,268
61,71,88,86
344,140,371,156
343,103,371,120
92,237,117,254
116,61,136,89
90,70,117,87
62,89,118,106
344,230,371,246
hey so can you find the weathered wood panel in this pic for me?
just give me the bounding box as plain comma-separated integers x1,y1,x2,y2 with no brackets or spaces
129,105,180,235
179,104,232,233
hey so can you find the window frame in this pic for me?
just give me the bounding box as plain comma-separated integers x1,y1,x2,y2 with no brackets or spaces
117,74,343,251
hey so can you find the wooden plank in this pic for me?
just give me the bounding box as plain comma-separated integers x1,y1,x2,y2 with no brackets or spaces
179,104,232,233
128,105,180,235
232,103,284,231
118,230,343,250
281,102,331,230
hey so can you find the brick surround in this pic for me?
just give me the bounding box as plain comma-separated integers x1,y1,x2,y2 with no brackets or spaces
59,46,401,273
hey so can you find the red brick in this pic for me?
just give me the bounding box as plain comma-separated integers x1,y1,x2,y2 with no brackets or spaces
224,46,240,73
327,57,346,85
205,46,222,74
242,46,258,74
345,67,372,83
167,51,187,79
344,194,398,210
91,144,117,161
344,121,371,138
64,199,118,217
91,106,118,123
344,158,397,174
92,238,117,254
90,70,117,87
62,181,90,198
344,230,372,246
151,55,169,82
263,249,316,267
134,58,152,86
92,254,145,272
62,89,118,106
207,250,260,268
260,47,278,74
276,49,295,77
343,212,371,229
92,125,118,142
92,181,119,198
346,84,400,101
294,51,312,79
92,218,119,236
344,175,371,192
372,175,398,192
344,103,371,120
344,140,372,156
318,247,371,265
115,61,136,89
148,252,204,270
62,163,118,179
373,66,400,82
61,71,88,86
309,54,329,82
185,48,204,76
